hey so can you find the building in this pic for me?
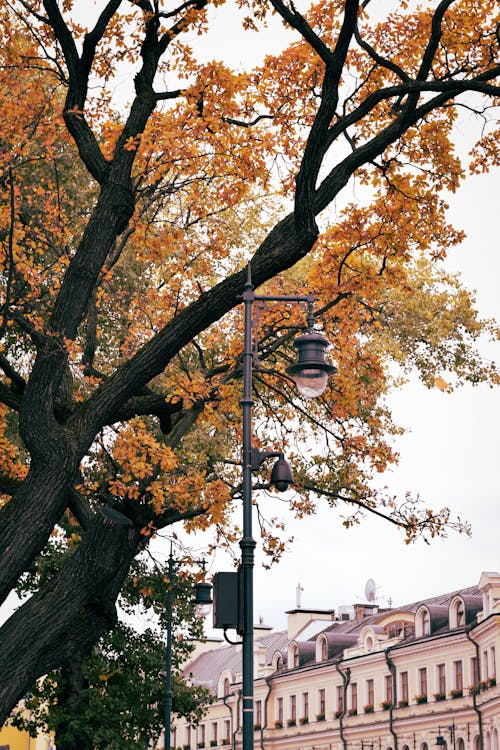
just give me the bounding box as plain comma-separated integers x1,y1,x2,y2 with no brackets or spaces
0,719,53,750
171,571,500,750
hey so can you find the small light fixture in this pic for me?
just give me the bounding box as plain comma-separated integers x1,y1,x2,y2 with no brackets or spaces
286,331,336,399
270,456,294,492
194,580,213,618
436,737,446,747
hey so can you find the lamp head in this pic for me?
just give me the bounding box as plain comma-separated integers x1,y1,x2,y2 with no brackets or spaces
286,331,336,398
270,457,294,492
194,580,213,618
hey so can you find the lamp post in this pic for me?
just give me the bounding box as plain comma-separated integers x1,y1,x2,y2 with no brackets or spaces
240,263,335,750
436,723,457,750
164,545,213,750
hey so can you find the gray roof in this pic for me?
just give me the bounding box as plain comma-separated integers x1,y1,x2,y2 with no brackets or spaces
184,583,481,694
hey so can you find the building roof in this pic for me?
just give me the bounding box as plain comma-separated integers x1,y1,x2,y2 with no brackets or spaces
183,582,482,694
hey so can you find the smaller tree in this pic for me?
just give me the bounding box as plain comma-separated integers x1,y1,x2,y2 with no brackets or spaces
11,544,212,750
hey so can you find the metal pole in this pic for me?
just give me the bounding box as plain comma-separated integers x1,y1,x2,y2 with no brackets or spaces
165,547,175,750
241,263,256,750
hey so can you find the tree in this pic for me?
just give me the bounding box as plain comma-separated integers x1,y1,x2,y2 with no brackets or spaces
0,0,499,725
10,549,212,750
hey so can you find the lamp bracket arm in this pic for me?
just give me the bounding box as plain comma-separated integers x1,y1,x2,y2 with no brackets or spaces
250,447,284,471
223,628,243,645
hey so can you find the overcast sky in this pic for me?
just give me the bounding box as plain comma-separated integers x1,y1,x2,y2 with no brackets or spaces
179,3,500,632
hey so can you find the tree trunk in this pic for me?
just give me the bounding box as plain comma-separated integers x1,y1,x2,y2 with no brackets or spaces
0,514,140,725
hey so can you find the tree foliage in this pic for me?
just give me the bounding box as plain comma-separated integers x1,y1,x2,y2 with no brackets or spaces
0,0,499,726
11,546,212,749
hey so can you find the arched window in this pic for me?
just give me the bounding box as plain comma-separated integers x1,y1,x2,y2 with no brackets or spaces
273,653,283,672
420,743,429,750
493,729,499,750
291,643,299,668
457,738,465,750
474,735,481,750
422,609,430,635
223,678,230,697
321,637,328,661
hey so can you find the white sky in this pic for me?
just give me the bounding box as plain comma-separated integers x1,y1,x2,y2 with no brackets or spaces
179,2,500,632
76,0,500,634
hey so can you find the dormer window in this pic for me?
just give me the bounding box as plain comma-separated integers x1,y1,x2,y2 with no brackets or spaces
289,643,299,669
273,652,283,672
415,606,431,637
316,634,328,662
450,596,467,628
422,610,430,635
321,637,328,660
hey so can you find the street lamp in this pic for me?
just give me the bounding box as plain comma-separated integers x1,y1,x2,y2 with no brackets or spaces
436,723,457,750
239,262,335,750
164,545,212,750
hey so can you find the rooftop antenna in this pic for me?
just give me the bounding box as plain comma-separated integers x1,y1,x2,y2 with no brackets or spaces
296,582,304,609
365,578,376,603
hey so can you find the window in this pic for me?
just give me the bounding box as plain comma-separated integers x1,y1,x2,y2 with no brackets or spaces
454,660,463,691
471,656,479,686
418,667,427,698
222,678,230,697
185,727,192,747
422,610,430,635
350,683,358,713
366,678,374,706
457,740,465,750
255,700,262,728
456,600,465,626
318,688,326,715
275,654,283,671
483,650,489,679
386,620,415,638
223,720,231,744
289,695,297,722
171,728,177,749
385,674,393,703
437,664,446,695
211,722,218,746
276,697,283,725
321,637,328,660
302,692,309,720
336,684,344,713
491,647,496,680
400,671,408,702
198,725,206,748
290,643,299,668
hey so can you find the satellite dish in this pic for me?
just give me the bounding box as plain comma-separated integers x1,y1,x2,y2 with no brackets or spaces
365,578,376,603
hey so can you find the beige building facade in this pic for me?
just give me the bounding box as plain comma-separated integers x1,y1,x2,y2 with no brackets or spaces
171,571,500,750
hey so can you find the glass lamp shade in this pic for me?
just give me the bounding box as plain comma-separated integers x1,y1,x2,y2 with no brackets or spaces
286,332,335,399
293,369,329,399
